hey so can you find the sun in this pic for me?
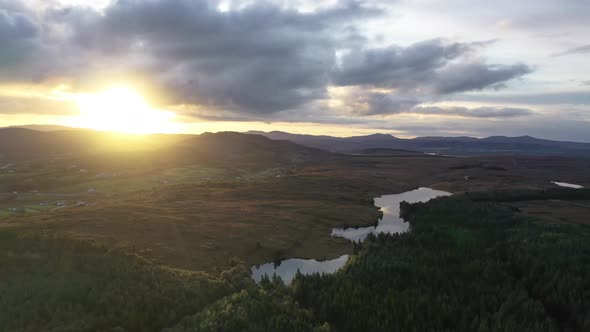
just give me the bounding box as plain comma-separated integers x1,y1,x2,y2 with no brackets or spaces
68,86,179,134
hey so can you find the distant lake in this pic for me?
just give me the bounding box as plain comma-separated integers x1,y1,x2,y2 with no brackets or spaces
551,181,583,189
251,187,451,284
331,187,452,242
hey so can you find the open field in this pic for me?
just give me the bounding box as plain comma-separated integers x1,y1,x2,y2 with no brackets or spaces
2,152,589,271
1,175,383,271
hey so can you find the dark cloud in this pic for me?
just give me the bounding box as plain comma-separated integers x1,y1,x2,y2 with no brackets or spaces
553,44,590,57
332,39,474,88
0,9,38,41
332,39,531,95
330,86,534,118
432,62,532,94
337,91,421,115
0,0,537,123
408,106,533,118
45,0,382,114
0,8,40,71
363,94,421,116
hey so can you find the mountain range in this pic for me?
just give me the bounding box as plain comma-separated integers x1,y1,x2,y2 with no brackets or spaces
3,126,590,159
0,128,324,168
247,131,590,157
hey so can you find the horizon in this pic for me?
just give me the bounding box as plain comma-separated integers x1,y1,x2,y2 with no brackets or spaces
1,1,589,141
4,123,590,144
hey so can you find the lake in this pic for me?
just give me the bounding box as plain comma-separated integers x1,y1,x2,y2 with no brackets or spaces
251,187,451,284
331,187,452,242
251,255,350,284
551,181,583,189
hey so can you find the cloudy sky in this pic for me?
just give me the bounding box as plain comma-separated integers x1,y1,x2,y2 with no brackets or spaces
1,0,589,140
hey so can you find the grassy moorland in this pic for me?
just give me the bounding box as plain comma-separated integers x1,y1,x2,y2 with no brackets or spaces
1,130,590,331
5,175,384,271
2,136,590,271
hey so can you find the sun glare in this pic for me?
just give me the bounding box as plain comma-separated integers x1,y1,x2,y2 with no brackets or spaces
69,86,179,134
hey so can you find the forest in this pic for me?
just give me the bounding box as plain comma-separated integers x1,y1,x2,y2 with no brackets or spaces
292,196,590,331
2,189,589,331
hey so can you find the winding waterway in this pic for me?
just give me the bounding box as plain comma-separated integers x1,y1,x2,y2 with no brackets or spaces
251,187,452,284
331,187,451,242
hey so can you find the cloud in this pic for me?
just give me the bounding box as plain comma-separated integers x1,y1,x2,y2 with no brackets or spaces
324,85,534,118
362,94,421,116
41,0,383,114
458,91,590,105
553,44,590,57
408,106,534,118
0,96,77,115
510,1,590,31
0,0,542,129
0,8,40,71
331,39,474,88
334,90,421,115
0,9,38,41
432,62,532,94
331,39,531,96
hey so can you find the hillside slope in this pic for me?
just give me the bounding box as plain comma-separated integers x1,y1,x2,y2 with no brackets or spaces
247,131,590,157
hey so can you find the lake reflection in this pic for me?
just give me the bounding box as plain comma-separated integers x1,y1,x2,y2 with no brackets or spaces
331,187,451,242
551,181,583,189
251,254,349,284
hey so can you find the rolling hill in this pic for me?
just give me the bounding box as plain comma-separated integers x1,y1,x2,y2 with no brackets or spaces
0,128,326,167
247,131,590,157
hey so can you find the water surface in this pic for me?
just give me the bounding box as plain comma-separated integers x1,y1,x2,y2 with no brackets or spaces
551,181,583,189
331,187,451,242
251,254,349,284
251,187,451,283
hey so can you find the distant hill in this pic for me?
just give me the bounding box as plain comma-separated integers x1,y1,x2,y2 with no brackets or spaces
358,148,425,156
0,128,326,168
6,124,77,131
172,131,327,166
246,131,590,157
0,128,187,160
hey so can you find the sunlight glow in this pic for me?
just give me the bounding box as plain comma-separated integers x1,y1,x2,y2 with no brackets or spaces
68,86,179,134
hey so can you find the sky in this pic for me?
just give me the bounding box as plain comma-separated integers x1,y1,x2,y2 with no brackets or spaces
0,0,589,141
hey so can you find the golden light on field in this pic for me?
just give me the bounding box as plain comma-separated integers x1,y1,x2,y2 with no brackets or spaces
67,86,179,134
